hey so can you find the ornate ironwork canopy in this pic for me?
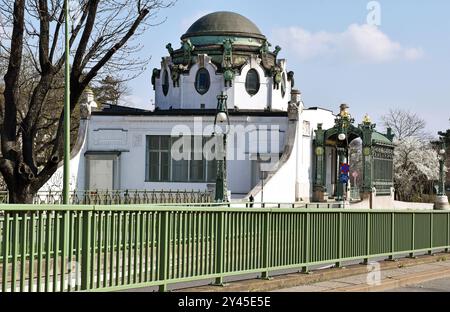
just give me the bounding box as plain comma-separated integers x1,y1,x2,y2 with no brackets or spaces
312,105,395,202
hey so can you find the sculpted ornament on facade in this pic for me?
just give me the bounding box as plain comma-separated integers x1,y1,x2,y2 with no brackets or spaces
166,43,174,55
222,38,234,68
222,39,235,87
273,45,282,57
287,71,295,88
223,69,235,87
151,68,161,90
170,64,187,88
80,103,91,120
260,40,271,56
181,39,195,65
271,66,282,90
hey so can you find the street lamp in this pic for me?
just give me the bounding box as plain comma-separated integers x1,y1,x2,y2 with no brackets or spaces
437,142,446,197
434,134,449,210
213,92,230,203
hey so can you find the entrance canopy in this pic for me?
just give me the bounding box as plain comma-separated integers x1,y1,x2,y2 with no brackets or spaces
312,104,395,202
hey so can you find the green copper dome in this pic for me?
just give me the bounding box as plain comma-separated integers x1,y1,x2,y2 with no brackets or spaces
181,11,266,41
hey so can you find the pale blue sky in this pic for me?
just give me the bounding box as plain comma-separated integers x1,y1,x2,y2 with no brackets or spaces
124,0,450,137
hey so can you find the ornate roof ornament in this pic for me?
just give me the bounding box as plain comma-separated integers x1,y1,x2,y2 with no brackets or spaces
363,114,372,125
287,71,295,88
151,68,161,90
166,43,174,55
222,38,235,87
170,64,187,88
260,40,271,56
273,45,282,58
339,103,350,119
181,39,195,65
271,66,282,90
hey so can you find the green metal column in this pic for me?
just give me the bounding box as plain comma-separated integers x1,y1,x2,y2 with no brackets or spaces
336,148,347,202
363,212,371,264
158,211,169,292
361,123,374,196
214,212,225,286
409,213,416,258
302,213,311,274
387,212,395,261
81,210,92,290
63,0,71,205
261,211,272,280
429,213,434,255
215,134,228,203
313,125,326,202
335,212,343,268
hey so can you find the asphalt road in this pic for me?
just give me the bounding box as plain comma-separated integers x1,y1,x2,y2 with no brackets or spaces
386,277,450,292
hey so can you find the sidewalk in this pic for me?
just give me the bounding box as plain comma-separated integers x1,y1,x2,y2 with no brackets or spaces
176,253,450,292
274,258,450,292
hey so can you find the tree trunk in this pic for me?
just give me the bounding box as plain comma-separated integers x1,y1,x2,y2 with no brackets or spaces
8,182,34,204
7,178,36,204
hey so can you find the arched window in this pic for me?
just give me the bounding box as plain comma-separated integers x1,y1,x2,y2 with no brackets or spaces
281,72,287,98
195,68,210,95
162,69,169,96
245,69,260,96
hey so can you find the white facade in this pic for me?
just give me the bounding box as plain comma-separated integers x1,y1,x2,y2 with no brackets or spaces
155,55,291,112
40,11,338,203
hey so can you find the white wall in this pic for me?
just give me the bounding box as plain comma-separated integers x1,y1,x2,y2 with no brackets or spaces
72,115,287,196
299,108,336,200
154,54,293,112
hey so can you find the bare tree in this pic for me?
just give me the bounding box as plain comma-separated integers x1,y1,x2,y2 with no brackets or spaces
0,0,175,203
381,109,427,141
382,109,439,202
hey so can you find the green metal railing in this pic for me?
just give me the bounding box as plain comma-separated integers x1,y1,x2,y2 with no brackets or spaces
1,205,449,292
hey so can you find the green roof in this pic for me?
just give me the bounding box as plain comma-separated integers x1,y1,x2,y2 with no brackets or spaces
372,131,394,145
182,11,266,40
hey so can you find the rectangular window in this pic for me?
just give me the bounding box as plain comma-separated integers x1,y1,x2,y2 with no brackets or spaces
146,136,171,182
146,135,216,183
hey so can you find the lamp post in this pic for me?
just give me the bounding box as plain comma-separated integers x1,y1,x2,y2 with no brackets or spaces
435,134,449,210
438,145,446,196
63,0,71,205
214,92,230,203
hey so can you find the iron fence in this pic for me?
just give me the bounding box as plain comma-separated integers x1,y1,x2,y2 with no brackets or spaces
349,187,361,201
0,205,449,292
0,190,214,205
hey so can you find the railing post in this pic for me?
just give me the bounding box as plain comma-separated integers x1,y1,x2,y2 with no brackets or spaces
363,212,370,265
446,212,450,253
409,213,416,258
2,213,10,293
261,210,272,280
81,209,93,291
301,212,311,274
387,212,395,261
335,212,343,268
213,211,226,286
158,211,169,292
429,212,434,256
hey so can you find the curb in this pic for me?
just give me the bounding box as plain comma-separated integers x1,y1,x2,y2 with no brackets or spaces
175,253,450,292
